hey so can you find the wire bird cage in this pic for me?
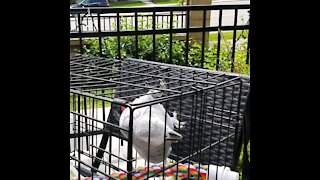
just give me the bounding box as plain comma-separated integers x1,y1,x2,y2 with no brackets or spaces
70,53,250,180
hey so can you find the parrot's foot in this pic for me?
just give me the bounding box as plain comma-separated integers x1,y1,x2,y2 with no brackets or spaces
172,111,187,129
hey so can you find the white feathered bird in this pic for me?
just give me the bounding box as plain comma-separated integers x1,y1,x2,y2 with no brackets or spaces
119,80,185,163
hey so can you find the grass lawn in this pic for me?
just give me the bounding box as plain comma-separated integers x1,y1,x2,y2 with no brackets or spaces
110,1,146,8
70,96,111,111
153,0,180,5
70,90,114,111
237,142,250,180
209,30,248,41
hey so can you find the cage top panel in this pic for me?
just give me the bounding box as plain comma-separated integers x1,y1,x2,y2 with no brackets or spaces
70,54,242,106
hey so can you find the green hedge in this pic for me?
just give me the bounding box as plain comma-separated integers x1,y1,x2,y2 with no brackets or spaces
82,17,250,75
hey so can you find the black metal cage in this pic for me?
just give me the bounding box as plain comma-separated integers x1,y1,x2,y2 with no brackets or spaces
70,53,250,180
70,3,250,180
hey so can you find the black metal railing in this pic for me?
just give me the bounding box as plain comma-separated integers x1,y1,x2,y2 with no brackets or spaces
70,12,186,32
70,4,250,74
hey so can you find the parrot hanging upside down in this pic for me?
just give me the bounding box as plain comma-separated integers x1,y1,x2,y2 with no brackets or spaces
119,80,186,163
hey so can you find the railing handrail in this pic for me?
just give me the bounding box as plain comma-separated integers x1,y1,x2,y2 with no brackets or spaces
70,4,250,14
70,12,187,18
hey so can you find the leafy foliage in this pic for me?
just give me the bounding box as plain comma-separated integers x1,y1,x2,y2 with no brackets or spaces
82,16,250,75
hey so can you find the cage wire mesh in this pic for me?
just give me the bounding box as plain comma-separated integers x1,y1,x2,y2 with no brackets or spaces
70,53,250,179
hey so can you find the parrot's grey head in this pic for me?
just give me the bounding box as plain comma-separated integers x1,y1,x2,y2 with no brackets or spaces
145,79,167,98
146,89,163,98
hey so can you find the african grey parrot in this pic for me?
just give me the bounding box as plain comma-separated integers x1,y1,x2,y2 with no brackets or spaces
119,80,186,163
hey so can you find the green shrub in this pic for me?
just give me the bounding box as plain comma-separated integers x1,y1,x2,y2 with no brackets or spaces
82,17,250,75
